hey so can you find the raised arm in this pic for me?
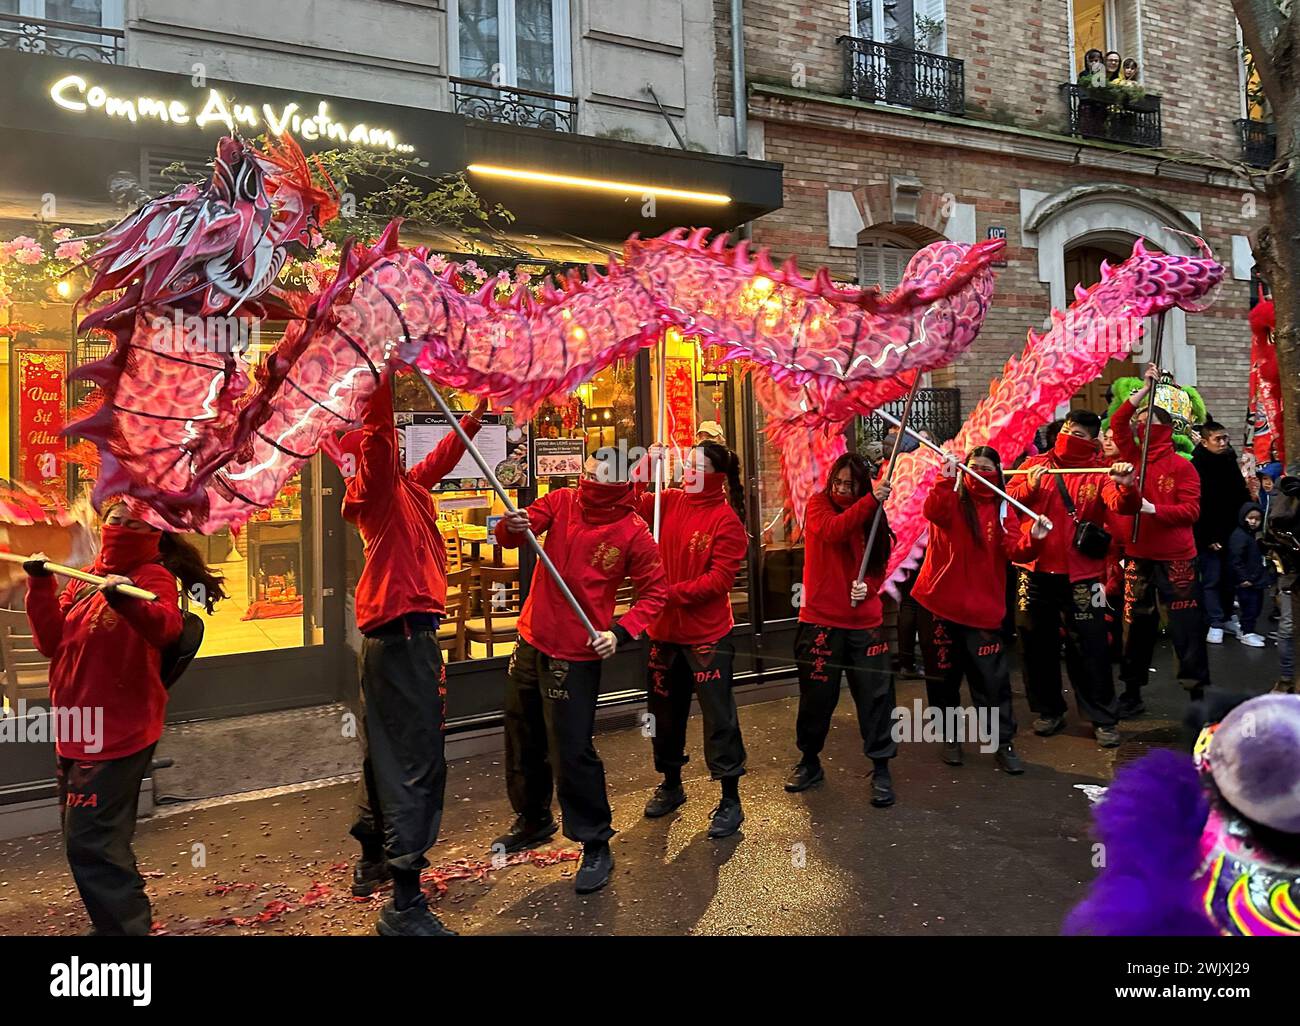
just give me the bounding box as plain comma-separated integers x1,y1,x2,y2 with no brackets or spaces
493,488,562,548
805,492,879,542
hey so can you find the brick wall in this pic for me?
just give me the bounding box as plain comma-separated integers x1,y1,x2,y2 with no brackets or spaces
733,1,1251,165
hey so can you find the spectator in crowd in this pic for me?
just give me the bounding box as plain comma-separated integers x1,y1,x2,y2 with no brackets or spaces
1192,420,1251,643
1105,50,1123,81
1230,501,1272,648
1078,48,1106,86
1262,463,1300,693
1117,58,1141,87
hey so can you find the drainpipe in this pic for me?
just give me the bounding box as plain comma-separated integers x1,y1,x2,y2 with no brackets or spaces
730,0,748,160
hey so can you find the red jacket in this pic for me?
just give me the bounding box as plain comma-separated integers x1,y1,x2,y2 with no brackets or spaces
913,480,1045,630
635,473,748,644
26,533,182,761
496,479,669,660
341,376,481,634
799,491,885,630
1007,436,1136,581
1108,399,1198,561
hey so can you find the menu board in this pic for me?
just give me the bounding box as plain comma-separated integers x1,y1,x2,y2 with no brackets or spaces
398,412,525,491
534,437,585,478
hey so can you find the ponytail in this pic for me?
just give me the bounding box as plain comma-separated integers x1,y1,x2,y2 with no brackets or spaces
159,533,228,613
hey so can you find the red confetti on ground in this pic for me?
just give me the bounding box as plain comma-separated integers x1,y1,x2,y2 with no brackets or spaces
418,847,581,897
300,882,332,905
205,882,257,897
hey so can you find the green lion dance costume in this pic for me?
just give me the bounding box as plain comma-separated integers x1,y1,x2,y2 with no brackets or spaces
1104,372,1206,459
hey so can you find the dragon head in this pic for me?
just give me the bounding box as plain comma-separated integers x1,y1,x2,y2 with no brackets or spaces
79,134,339,326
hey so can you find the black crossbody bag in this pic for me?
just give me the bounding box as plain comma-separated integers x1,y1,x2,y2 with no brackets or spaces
1055,472,1112,559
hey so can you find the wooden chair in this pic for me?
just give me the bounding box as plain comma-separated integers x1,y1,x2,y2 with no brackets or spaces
437,568,470,663
0,608,50,707
441,527,463,573
464,565,521,658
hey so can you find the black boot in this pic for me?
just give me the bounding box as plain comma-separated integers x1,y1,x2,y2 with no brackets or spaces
870,760,895,808
995,743,1025,775
351,856,392,897
643,782,687,818
707,798,744,838
574,841,613,894
491,813,559,854
941,739,964,766
783,760,824,793
376,897,457,937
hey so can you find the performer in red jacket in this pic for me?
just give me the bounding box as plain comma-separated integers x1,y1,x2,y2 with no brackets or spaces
492,455,668,894
25,499,224,935
784,454,899,807
1108,363,1210,715
340,371,485,937
634,442,749,839
1008,409,1137,748
912,448,1051,773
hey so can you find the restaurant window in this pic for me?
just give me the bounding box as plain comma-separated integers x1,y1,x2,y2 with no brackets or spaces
448,0,572,96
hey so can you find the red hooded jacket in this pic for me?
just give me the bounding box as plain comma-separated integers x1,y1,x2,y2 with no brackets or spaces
496,479,669,660
799,491,885,630
341,376,481,634
1007,432,1136,581
26,527,183,761
1107,398,1198,561
913,479,1046,630
635,472,748,644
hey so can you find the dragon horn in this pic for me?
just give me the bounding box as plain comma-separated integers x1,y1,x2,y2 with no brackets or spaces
1165,227,1216,261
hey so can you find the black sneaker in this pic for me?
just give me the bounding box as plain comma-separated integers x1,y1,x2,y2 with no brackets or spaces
783,761,824,793
1116,694,1146,719
995,744,1025,775
376,898,457,937
643,783,687,819
491,813,559,854
1032,714,1067,737
941,740,963,766
351,857,392,897
574,842,613,894
897,666,925,681
1094,725,1122,748
707,798,744,838
870,765,896,808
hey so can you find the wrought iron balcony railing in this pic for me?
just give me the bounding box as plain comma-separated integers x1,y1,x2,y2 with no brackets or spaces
1235,118,1277,168
860,388,962,446
838,35,965,117
450,77,577,133
0,12,124,63
1062,83,1162,148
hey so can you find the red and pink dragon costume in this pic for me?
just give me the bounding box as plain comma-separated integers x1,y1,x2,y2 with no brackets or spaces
65,136,1224,559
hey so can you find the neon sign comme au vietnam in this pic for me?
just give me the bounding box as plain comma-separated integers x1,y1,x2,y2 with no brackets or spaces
49,74,415,153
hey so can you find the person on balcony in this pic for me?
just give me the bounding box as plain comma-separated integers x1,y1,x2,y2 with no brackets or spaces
1105,50,1123,81
1118,58,1142,87
1078,48,1107,87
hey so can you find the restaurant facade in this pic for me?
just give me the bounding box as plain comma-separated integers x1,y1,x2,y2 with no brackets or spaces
0,41,844,819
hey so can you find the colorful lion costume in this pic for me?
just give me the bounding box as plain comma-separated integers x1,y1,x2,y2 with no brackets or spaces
1065,693,1300,936
1103,373,1207,459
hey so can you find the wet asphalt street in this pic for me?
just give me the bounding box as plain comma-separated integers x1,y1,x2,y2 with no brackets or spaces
0,637,1279,936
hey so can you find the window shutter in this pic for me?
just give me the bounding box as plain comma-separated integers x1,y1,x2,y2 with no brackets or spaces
917,0,947,55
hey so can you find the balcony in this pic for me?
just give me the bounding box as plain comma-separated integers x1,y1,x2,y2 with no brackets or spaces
450,77,577,134
1235,118,1277,168
838,35,965,117
0,13,123,63
1061,83,1162,148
